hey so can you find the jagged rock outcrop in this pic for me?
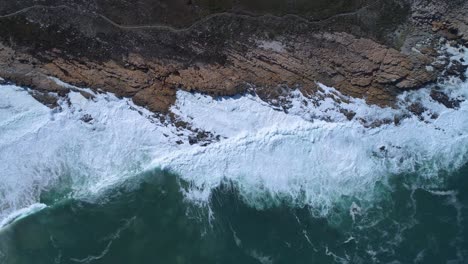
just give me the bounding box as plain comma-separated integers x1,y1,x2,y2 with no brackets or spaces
0,0,465,113
409,0,468,43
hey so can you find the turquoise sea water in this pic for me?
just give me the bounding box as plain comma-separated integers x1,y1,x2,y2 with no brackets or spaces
1,164,467,264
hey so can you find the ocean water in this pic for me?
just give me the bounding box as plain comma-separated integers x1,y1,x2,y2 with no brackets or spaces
0,167,467,263
0,45,468,263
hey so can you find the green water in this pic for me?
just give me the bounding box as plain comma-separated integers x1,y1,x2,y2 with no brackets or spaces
1,165,467,264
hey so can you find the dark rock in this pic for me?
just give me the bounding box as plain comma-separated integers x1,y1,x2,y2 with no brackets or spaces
188,136,198,145
445,60,468,81
439,28,460,40
430,89,462,109
393,114,411,126
80,114,93,123
408,102,426,116
340,109,357,121
29,91,59,108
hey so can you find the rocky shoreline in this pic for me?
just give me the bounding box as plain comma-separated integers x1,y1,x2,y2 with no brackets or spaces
0,0,467,115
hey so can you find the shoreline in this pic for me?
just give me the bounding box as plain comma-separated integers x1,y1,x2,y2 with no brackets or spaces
0,0,466,117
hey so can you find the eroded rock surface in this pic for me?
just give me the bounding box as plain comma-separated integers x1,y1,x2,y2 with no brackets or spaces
0,0,466,113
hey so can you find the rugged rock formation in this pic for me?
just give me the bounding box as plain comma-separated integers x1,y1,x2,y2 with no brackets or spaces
0,0,466,113
410,0,468,42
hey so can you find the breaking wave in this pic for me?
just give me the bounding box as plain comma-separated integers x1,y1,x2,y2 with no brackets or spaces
0,45,467,225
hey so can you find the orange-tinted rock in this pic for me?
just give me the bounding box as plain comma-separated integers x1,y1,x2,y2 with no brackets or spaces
133,82,176,113
0,30,438,112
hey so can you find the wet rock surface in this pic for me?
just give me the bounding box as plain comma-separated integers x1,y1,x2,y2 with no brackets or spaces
445,60,468,81
0,0,466,113
430,89,462,109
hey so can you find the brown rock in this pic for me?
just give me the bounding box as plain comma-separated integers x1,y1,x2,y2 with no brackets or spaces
0,1,443,113
133,82,176,113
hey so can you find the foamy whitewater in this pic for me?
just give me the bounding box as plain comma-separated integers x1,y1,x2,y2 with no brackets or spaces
0,45,467,225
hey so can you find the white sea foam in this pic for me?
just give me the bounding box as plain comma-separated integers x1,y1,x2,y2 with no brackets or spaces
0,85,183,222
0,203,46,229
160,45,468,213
0,45,467,224
158,83,468,213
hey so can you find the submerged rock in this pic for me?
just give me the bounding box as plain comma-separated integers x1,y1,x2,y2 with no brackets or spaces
430,89,462,109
